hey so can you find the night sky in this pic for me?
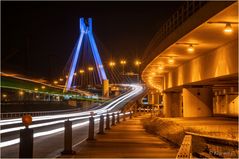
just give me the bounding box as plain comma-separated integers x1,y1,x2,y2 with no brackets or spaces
2,1,184,80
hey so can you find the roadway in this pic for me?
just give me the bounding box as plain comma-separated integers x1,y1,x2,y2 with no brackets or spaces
0,84,144,158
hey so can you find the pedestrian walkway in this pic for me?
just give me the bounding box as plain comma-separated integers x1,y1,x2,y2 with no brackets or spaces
62,114,178,158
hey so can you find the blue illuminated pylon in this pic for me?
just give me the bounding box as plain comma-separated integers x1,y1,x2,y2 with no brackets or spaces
64,18,107,92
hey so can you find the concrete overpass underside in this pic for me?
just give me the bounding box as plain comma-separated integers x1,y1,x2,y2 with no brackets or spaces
142,2,238,117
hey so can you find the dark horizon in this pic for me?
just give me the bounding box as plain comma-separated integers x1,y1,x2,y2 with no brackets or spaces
2,1,184,80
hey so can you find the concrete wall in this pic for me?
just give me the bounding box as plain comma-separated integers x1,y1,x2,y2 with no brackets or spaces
165,39,238,89
213,94,238,116
163,92,182,117
183,88,213,117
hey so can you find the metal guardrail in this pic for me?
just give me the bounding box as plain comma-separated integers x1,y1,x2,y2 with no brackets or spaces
144,1,207,56
176,135,192,159
0,107,83,119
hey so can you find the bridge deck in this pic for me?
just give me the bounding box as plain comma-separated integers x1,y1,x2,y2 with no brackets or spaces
61,114,178,158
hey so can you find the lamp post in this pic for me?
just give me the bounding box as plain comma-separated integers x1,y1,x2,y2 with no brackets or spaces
120,60,126,75
88,66,94,86
135,60,141,83
79,69,85,87
109,61,115,84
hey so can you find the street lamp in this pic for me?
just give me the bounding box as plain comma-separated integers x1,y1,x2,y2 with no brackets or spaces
109,61,116,67
79,69,85,74
135,60,141,83
88,67,94,71
120,60,126,75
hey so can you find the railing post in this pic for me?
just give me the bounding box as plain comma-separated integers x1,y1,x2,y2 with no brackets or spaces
19,114,33,158
105,113,110,130
98,114,105,134
139,107,141,116
123,112,126,121
61,119,75,154
130,111,132,119
117,112,120,123
111,113,116,126
19,128,33,158
87,113,95,141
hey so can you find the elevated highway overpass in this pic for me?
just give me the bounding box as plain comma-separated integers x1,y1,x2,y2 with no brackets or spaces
142,1,238,117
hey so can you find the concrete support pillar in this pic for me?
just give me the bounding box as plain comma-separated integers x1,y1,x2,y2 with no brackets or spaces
102,79,109,98
154,93,159,104
148,93,154,105
163,92,182,117
182,87,213,117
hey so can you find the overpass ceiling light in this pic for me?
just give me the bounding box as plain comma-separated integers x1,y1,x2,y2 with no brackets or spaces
224,23,233,33
176,42,198,53
159,64,164,70
168,57,175,64
207,21,238,34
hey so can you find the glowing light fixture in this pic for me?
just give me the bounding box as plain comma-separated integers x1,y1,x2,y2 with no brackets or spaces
79,69,85,74
19,91,24,96
135,60,141,66
168,57,174,64
187,44,194,53
34,88,39,91
2,94,7,98
207,21,238,34
41,86,46,89
74,72,77,76
109,61,116,67
159,65,163,70
224,23,233,33
53,81,58,84
59,78,64,82
88,67,94,71
120,60,126,65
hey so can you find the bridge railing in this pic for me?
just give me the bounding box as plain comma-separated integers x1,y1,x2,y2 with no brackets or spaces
0,103,99,119
145,1,207,54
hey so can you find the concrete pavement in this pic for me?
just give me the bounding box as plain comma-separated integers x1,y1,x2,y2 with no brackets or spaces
61,114,178,158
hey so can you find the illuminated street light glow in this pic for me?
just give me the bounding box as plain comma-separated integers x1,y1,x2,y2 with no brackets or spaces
74,72,77,76
2,94,7,98
168,57,175,64
59,78,64,82
109,61,116,67
53,81,58,84
120,60,126,65
135,60,141,66
88,67,94,71
79,69,85,74
34,88,39,91
41,86,46,89
19,91,24,96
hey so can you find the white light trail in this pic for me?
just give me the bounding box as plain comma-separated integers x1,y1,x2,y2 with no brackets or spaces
0,84,143,148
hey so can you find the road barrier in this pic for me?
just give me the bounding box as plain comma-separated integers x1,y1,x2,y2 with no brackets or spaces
17,110,134,158
87,116,95,141
117,112,120,123
105,113,110,130
98,115,105,134
111,113,116,126
61,120,75,155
